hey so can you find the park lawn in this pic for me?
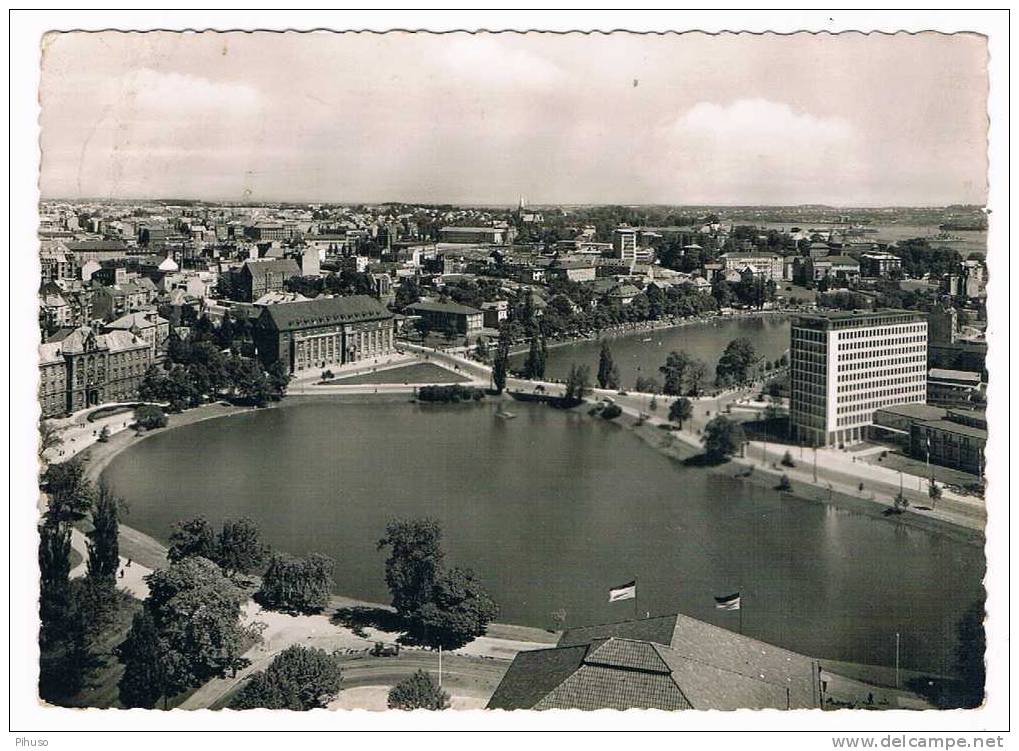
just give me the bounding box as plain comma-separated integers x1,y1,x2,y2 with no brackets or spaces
325,362,469,386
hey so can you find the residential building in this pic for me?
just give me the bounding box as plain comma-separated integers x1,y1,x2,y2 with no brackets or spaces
811,255,861,284
481,300,509,328
38,326,153,417
961,259,986,299
789,309,928,447
405,300,484,335
244,223,292,242
90,281,151,321
719,251,783,282
439,226,507,244
859,252,902,277
103,310,171,358
229,258,302,302
40,246,76,284
252,295,395,375
63,239,133,264
487,613,821,711
542,258,599,283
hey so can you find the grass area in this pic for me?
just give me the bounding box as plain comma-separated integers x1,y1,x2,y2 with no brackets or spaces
87,404,138,423
864,450,982,491
324,362,469,386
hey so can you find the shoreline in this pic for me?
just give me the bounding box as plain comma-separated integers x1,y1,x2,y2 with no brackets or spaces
77,384,982,578
506,308,790,358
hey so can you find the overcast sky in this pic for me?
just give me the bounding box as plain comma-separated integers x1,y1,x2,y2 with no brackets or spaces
39,31,988,206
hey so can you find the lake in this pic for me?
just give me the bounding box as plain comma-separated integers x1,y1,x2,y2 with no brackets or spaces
102,398,984,674
513,315,792,389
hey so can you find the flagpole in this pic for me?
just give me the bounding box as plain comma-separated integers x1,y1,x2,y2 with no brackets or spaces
739,591,744,635
634,577,639,620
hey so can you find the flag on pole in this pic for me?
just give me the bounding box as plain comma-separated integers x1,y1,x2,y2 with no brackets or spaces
714,592,741,610
608,580,636,602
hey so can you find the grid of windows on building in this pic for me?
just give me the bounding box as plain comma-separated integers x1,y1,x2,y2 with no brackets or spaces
789,311,928,448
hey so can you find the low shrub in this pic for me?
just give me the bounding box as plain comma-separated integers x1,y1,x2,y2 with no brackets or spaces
417,385,485,403
601,403,623,420
134,404,168,430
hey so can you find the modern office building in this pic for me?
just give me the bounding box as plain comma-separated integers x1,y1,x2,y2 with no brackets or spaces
789,309,928,447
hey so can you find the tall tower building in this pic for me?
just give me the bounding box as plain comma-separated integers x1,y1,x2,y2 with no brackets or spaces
789,310,928,447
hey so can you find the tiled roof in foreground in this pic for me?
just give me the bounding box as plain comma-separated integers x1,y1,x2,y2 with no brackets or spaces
488,613,820,711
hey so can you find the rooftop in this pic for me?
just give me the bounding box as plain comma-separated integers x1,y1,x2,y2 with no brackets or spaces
259,295,392,331
915,419,988,440
793,309,926,330
928,368,982,384
405,300,483,316
488,613,819,712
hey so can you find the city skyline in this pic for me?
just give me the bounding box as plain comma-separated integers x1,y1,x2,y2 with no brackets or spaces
40,31,988,207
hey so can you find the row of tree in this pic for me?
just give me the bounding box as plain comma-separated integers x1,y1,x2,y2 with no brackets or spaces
141,340,290,411
39,459,125,702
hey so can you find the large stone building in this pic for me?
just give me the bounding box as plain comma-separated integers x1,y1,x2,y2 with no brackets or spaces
253,295,395,375
789,309,928,447
719,251,784,282
230,258,301,302
39,326,153,417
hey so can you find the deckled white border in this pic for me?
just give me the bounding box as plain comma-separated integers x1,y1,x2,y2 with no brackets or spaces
8,8,1010,742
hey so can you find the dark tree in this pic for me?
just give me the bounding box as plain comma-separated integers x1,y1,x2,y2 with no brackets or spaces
715,338,760,388
38,521,72,648
564,364,591,403
42,459,94,525
40,605,102,702
492,328,511,394
523,333,547,380
134,404,168,429
377,518,445,619
116,611,168,709
597,341,620,390
167,517,218,563
412,566,499,650
256,553,334,614
144,556,249,690
634,376,661,394
217,517,269,579
703,416,746,462
685,359,710,396
668,397,694,429
38,418,64,461
659,350,694,396
231,645,344,710
86,482,121,589
387,669,450,710
266,360,291,400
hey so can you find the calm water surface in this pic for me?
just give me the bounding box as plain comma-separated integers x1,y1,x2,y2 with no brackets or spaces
103,399,983,674
514,315,791,388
